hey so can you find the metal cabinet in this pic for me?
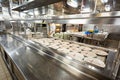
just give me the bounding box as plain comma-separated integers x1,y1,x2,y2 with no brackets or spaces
0,46,25,80
12,62,25,80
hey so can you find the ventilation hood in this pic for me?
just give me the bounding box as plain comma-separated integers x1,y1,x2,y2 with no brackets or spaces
11,0,120,25
12,0,64,12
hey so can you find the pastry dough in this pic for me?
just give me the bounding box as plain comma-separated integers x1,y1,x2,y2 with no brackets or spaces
97,56,106,62
57,48,70,54
83,47,92,51
68,52,84,61
61,42,70,45
92,49,108,56
53,40,62,43
81,51,97,57
74,53,84,61
68,47,79,51
44,42,50,46
78,46,92,51
69,44,80,48
84,57,106,68
59,44,69,48
48,45,59,49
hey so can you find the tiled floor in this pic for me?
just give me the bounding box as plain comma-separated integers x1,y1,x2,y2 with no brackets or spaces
0,55,12,80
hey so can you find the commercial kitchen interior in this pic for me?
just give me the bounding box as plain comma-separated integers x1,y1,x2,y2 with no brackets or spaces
0,0,120,80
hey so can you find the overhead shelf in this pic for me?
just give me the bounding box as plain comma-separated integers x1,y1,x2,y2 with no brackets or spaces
12,0,64,12
50,11,120,25
51,11,120,19
10,11,120,25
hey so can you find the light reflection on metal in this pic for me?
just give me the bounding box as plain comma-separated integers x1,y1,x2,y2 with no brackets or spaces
114,49,118,52
34,20,42,23
34,10,39,15
21,21,24,23
23,11,28,13
8,11,120,25
28,11,33,15
105,4,111,11
42,6,46,15
15,52,20,56
67,0,78,8
88,65,96,70
93,0,97,13
66,56,73,60
10,21,16,22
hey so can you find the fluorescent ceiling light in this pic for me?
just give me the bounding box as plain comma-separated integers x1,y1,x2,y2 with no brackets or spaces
101,0,108,3
67,0,78,8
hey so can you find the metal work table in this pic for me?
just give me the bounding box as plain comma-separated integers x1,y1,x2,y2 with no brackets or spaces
65,32,108,41
0,34,114,80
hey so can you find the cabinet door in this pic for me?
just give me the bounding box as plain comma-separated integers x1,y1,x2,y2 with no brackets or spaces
0,47,4,57
116,67,120,80
13,64,25,80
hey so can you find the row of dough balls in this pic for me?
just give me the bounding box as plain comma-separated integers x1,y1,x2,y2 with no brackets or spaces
32,38,107,68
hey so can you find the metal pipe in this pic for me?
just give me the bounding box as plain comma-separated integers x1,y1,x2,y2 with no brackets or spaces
33,9,36,18
8,0,13,16
93,0,98,14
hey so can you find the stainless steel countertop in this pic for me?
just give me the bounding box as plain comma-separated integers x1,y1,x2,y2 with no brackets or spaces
65,32,108,41
0,34,113,80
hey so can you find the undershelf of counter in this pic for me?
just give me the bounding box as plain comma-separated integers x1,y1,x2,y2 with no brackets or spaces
0,34,117,80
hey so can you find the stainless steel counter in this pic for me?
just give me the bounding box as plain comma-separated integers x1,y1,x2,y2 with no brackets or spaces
0,34,114,80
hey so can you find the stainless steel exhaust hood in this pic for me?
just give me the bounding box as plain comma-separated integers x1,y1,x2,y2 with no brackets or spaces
11,0,120,25
12,0,64,12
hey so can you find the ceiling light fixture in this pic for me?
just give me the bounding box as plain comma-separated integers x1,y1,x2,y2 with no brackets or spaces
101,0,108,3
67,0,78,8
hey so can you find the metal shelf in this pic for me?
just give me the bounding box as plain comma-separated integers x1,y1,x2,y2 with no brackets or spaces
12,0,64,12
9,11,120,25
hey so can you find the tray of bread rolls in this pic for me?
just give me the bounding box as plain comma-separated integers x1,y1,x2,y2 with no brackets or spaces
31,38,116,68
